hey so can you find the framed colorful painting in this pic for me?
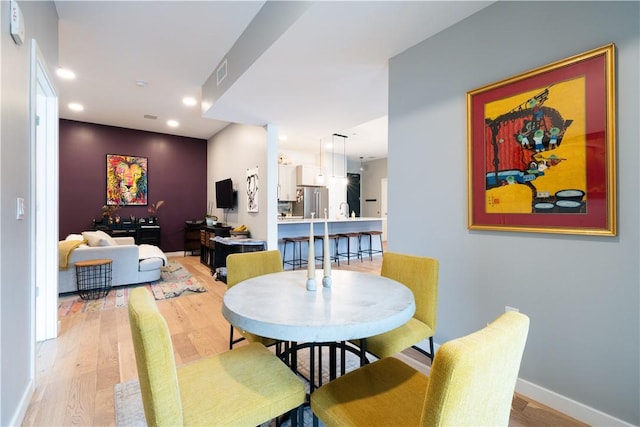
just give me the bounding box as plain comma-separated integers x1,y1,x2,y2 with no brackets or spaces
106,154,148,206
467,44,616,236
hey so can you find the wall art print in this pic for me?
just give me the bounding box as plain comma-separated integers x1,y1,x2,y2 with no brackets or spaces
467,44,616,236
247,167,259,213
106,154,148,206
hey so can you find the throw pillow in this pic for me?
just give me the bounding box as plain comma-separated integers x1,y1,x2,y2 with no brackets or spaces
82,230,117,247
65,234,84,241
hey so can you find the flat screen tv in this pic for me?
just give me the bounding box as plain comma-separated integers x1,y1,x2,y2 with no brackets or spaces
215,178,235,209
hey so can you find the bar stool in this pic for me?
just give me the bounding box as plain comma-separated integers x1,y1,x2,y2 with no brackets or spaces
359,230,384,261
336,232,362,265
282,236,308,270
314,234,340,267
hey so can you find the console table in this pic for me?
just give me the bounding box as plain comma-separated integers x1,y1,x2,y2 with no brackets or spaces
94,223,161,247
184,221,202,256
210,236,266,281
200,225,232,266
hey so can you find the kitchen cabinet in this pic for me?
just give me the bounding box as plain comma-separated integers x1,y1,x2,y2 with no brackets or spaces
296,164,322,186
278,164,297,201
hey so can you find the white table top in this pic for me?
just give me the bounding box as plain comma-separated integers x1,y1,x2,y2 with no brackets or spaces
222,269,415,342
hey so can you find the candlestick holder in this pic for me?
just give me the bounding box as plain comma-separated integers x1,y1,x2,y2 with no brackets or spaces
322,209,332,288
306,213,316,291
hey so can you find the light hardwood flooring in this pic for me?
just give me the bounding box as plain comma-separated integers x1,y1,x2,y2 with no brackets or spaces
23,254,586,426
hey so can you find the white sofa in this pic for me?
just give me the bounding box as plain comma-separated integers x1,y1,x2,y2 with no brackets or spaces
59,231,167,294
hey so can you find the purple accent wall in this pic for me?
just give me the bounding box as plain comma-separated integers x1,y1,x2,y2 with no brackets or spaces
59,119,208,252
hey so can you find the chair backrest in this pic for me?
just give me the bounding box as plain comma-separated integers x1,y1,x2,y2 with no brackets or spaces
381,252,439,330
421,311,530,426
128,287,183,426
226,250,284,288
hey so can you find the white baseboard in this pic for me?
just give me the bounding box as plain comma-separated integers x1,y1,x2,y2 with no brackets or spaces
12,378,34,427
415,339,630,426
515,378,633,426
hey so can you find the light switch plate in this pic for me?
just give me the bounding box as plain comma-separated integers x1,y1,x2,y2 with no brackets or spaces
17,197,25,220
10,0,25,46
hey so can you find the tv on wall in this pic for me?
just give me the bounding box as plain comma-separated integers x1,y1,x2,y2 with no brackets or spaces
215,178,235,209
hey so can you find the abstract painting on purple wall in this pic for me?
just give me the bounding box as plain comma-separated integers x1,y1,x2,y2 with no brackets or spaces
106,154,148,205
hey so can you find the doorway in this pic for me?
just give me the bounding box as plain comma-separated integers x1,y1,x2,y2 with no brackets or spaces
347,173,361,217
31,40,59,342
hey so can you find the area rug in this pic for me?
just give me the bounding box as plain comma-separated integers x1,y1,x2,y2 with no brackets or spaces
114,348,423,426
58,260,206,317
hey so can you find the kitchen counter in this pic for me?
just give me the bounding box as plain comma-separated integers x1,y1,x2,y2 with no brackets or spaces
277,216,383,224
278,217,384,263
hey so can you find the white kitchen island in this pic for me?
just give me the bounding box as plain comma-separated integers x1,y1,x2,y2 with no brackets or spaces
277,217,384,265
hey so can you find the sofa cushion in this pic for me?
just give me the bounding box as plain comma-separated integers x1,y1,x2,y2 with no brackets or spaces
82,230,117,247
65,234,84,241
140,257,164,272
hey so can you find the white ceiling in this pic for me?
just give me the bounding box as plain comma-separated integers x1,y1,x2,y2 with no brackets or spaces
54,1,492,162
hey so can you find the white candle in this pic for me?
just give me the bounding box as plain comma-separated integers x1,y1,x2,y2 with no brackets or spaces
322,213,332,287
306,213,316,290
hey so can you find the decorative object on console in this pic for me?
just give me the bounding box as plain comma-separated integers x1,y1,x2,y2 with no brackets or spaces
147,200,164,217
230,224,250,238
206,201,218,226
101,202,123,223
106,154,148,206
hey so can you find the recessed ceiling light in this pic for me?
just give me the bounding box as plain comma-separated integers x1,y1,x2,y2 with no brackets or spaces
136,80,148,87
57,68,76,80
68,102,84,112
167,120,179,128
182,96,197,107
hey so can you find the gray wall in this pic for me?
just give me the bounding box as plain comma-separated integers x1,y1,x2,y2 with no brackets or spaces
0,1,58,424
388,1,638,424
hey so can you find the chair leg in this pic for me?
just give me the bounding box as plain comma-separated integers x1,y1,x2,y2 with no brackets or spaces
411,336,434,362
229,324,246,349
282,240,287,269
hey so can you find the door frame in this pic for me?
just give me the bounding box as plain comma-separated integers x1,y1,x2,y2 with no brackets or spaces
30,39,59,343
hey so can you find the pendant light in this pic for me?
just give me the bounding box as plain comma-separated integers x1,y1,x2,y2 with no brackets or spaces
343,135,348,185
359,156,364,172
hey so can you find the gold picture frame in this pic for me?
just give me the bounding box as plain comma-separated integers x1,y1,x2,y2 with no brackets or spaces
467,44,616,236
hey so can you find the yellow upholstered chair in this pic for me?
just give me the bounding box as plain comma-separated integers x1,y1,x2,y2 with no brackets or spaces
128,287,305,427
354,252,439,361
311,311,530,427
226,250,283,349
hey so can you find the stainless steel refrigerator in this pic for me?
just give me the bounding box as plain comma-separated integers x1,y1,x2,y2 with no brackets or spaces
292,186,329,218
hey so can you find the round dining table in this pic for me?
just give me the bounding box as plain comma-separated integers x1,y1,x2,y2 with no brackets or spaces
222,269,415,343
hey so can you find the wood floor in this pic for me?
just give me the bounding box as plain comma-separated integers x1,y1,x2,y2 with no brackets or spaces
23,254,586,426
